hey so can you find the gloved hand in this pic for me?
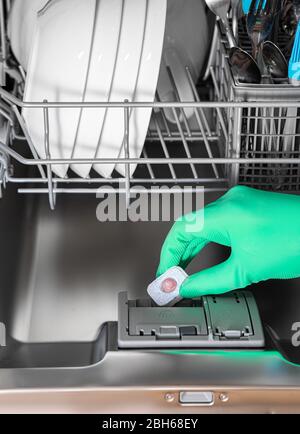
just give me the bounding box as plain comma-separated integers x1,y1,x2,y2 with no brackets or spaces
157,186,300,298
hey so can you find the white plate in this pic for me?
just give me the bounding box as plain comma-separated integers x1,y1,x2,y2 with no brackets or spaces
92,0,147,178
157,0,209,123
70,0,123,178
8,0,49,71
164,0,209,81
115,0,167,177
157,47,195,124
23,0,96,178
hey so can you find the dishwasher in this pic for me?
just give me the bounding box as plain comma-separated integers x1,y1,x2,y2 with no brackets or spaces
0,0,300,414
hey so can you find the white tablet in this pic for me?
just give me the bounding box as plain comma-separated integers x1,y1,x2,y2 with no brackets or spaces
147,266,188,306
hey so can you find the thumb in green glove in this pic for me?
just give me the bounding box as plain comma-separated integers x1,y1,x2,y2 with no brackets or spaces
157,185,300,298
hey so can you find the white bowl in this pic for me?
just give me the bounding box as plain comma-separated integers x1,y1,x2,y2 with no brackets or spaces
23,0,97,178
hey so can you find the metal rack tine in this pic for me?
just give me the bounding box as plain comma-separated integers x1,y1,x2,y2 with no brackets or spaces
12,105,46,179
185,66,220,179
123,101,131,208
142,148,155,180
153,112,176,180
171,106,198,179
43,100,56,210
165,65,192,138
155,92,171,138
185,66,212,137
209,67,229,144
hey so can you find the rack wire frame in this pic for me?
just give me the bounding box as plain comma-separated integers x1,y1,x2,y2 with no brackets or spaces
0,5,299,209
214,20,300,192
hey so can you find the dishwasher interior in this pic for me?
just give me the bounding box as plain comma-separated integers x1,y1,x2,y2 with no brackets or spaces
1,179,300,367
0,0,300,412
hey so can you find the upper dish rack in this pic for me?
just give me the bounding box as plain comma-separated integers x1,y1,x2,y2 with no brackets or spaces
0,2,299,210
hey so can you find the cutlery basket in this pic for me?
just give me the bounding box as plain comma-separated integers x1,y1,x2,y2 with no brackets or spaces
213,20,300,192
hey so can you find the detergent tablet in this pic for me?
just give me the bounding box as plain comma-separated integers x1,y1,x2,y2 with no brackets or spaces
147,266,188,306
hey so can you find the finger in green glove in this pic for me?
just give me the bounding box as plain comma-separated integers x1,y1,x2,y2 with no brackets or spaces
157,186,300,298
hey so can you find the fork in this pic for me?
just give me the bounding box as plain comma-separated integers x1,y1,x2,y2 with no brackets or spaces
247,0,278,66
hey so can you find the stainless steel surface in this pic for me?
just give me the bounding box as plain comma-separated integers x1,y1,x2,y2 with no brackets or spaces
1,190,222,344
3,388,300,413
2,348,300,392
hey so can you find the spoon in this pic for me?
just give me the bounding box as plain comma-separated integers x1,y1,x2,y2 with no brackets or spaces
281,0,297,36
229,46,261,83
204,0,261,83
262,41,288,79
294,0,300,20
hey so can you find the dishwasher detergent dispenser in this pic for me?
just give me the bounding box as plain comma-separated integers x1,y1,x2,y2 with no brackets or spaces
118,291,265,348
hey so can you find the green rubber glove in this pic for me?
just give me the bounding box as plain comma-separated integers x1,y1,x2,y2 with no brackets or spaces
157,186,300,298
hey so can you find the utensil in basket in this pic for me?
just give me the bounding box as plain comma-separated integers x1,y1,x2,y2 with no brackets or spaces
281,0,297,36
242,0,267,15
205,0,261,83
262,41,288,79
288,22,300,83
242,0,252,14
294,0,300,19
246,1,281,185
280,0,298,58
246,0,278,66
